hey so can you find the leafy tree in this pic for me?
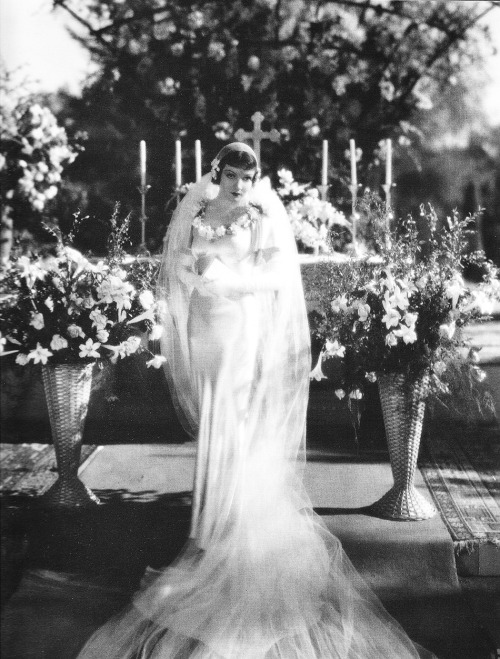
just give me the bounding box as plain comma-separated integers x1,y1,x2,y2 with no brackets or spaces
54,0,499,251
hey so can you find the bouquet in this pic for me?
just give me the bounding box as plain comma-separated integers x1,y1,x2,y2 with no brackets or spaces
0,209,165,369
276,169,351,253
309,193,500,418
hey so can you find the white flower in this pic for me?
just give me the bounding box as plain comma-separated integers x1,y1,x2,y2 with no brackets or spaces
463,290,494,315
433,361,447,376
472,366,487,382
391,286,410,310
334,389,346,399
365,372,377,383
103,343,128,364
385,332,398,347
89,309,109,330
445,276,465,309
97,275,135,310
124,336,141,355
67,324,85,339
415,275,427,290
382,308,400,329
146,355,167,369
356,302,370,322
15,353,30,366
439,321,456,340
44,298,54,312
394,324,417,344
310,353,327,381
331,295,349,314
403,312,418,327
349,389,363,400
468,348,480,364
27,343,53,365
79,338,101,359
30,312,45,330
50,334,68,351
96,329,109,343
324,340,345,358
149,324,164,341
139,290,155,309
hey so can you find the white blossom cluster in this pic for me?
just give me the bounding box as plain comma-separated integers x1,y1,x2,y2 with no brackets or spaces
277,169,350,252
1,100,78,213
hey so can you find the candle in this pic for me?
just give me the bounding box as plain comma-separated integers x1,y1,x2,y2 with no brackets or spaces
175,140,182,188
385,138,392,187
321,140,328,188
195,140,202,182
140,140,146,187
349,139,357,187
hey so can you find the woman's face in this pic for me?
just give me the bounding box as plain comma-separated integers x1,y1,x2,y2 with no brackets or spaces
218,165,256,204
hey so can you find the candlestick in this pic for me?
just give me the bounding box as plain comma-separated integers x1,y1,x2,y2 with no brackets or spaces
175,140,182,188
195,140,202,182
349,139,357,187
140,140,146,188
321,140,328,188
385,138,392,187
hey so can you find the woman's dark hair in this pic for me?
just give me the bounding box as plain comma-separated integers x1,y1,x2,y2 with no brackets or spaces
212,150,258,184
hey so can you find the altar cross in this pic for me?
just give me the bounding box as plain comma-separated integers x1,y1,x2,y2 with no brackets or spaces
234,112,280,165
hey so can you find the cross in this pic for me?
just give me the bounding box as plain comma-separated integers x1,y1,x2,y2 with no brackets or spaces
234,111,280,165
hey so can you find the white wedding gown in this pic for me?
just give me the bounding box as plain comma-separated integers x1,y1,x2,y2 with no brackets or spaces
77,178,433,658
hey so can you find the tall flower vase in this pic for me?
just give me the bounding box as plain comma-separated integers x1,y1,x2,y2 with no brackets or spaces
41,363,100,508
369,372,436,521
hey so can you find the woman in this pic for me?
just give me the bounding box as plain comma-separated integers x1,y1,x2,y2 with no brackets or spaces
78,143,432,658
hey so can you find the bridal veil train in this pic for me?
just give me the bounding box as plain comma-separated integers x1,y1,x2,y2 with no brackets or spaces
77,143,434,658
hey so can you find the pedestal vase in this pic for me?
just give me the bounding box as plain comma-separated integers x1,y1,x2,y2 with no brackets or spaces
41,363,100,507
370,372,436,521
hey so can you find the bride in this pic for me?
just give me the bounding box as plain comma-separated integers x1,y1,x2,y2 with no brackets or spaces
77,142,433,658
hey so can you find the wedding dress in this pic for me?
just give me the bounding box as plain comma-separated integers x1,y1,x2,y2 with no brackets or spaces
77,173,433,659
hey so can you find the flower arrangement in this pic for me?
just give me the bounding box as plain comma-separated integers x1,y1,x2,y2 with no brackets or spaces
276,169,351,253
0,208,165,369
309,193,500,418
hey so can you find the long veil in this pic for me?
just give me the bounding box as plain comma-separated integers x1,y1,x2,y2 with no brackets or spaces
78,174,433,658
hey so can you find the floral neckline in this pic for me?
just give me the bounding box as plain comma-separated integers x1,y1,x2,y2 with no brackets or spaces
192,199,262,241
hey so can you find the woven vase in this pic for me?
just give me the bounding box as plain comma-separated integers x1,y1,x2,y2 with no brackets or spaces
41,363,100,507
370,371,436,521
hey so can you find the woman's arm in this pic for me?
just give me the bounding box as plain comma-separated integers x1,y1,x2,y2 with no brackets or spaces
175,249,212,294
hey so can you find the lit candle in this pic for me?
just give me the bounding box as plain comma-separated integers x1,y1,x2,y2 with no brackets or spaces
140,140,146,188
349,139,357,187
321,140,328,188
195,140,202,182
385,138,392,187
175,140,182,188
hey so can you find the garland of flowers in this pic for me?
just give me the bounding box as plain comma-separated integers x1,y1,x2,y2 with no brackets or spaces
192,199,262,241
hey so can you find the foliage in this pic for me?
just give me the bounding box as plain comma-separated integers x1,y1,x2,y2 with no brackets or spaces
276,169,350,252
309,192,500,420
52,0,497,252
0,70,82,240
0,207,164,367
